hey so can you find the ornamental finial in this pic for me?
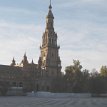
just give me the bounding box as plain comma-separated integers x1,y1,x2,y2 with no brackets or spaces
49,0,52,9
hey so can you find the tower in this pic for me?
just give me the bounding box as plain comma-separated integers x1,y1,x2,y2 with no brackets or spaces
38,1,61,77
11,57,16,66
20,53,29,67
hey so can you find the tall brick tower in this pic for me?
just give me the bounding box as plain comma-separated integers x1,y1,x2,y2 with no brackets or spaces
38,1,61,77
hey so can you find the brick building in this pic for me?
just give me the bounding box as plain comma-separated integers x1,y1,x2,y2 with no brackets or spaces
0,1,62,94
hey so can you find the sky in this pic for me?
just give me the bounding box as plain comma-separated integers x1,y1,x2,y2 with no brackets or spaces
0,0,107,72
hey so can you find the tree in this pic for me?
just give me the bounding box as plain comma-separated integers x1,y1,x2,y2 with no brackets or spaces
90,69,107,96
73,60,82,72
65,60,82,77
81,69,90,92
100,66,107,77
65,60,83,92
90,76,107,96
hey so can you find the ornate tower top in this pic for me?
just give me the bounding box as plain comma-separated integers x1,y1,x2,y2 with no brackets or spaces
11,57,16,66
31,59,34,64
24,52,27,59
47,0,54,18
46,0,54,31
20,53,29,67
49,0,52,9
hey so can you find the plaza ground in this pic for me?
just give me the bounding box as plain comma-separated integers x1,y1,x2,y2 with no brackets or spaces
0,96,107,107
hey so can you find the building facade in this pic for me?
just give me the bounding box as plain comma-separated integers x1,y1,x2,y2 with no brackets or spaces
0,2,62,94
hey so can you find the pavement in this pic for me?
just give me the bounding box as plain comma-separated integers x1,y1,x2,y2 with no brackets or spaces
0,96,107,107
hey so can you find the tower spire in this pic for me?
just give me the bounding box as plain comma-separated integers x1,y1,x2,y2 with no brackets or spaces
38,1,61,77
11,57,16,66
49,0,52,9
46,0,54,30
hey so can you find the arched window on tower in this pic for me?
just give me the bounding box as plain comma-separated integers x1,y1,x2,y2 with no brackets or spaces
52,53,54,57
49,38,51,44
52,39,53,45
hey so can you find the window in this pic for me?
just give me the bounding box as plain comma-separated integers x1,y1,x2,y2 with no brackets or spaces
52,39,53,44
19,82,23,87
52,53,54,57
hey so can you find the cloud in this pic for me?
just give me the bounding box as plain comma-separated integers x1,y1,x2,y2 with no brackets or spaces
55,0,107,23
0,6,36,15
0,20,44,65
60,49,107,72
56,18,107,71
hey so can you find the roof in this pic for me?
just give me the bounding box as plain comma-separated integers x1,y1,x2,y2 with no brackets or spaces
0,65,22,73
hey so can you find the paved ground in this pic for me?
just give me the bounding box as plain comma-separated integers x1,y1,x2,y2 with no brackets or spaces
0,96,107,107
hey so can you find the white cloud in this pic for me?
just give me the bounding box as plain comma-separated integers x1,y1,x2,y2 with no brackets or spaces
60,49,107,72
0,20,44,65
55,12,107,72
0,6,36,15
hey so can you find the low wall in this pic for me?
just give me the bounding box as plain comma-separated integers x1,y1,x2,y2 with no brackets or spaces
7,87,24,96
27,91,91,98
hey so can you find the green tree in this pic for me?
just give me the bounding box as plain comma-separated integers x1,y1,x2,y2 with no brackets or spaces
90,76,107,96
81,69,90,92
65,60,83,92
100,66,107,77
89,70,107,96
90,69,99,77
65,60,82,77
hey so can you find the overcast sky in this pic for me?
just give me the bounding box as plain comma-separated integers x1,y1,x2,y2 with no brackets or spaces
0,0,107,72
